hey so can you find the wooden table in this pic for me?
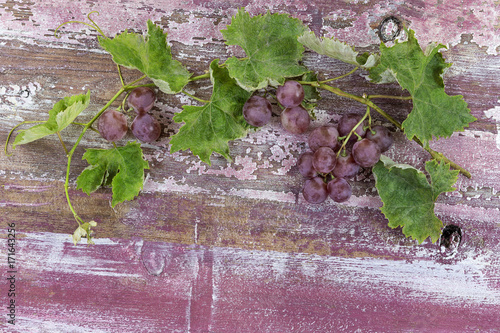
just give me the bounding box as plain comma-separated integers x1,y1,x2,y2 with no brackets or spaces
1,1,500,331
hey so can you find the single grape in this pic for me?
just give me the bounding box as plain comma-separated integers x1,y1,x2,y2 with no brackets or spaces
332,151,360,179
312,146,337,174
352,138,381,167
303,176,328,204
365,125,393,152
127,87,156,114
297,151,316,178
338,113,367,140
327,178,352,203
308,126,339,152
97,110,128,142
276,80,305,108
131,113,161,143
242,95,272,127
281,106,310,134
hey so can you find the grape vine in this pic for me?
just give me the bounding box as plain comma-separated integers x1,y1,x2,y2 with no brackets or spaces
4,9,475,245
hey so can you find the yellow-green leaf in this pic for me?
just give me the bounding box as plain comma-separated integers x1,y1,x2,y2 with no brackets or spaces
13,91,90,148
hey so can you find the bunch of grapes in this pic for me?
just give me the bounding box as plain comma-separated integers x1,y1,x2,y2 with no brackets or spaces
298,113,393,204
97,87,162,143
241,79,394,204
241,79,310,132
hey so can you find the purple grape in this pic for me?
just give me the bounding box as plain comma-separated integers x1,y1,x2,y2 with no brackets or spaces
281,106,310,134
131,113,161,143
127,87,156,114
312,147,337,174
365,125,393,152
303,176,328,204
332,151,360,179
327,178,352,202
352,138,381,167
97,110,128,142
276,80,305,108
297,151,316,178
338,113,367,140
308,126,339,152
242,95,272,127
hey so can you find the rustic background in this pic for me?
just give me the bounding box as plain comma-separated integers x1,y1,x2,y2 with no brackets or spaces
1,0,500,332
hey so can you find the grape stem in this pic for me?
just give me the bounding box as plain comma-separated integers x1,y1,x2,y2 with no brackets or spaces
63,84,131,226
63,77,156,226
309,82,472,178
54,11,107,39
189,73,210,82
182,90,210,104
56,131,69,155
367,94,412,100
336,106,371,157
4,120,45,156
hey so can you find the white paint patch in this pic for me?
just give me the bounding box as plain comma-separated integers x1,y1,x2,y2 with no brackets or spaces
211,245,500,306
484,100,500,150
143,176,210,195
226,187,296,204
435,203,500,225
16,317,109,333
0,82,42,125
20,232,142,278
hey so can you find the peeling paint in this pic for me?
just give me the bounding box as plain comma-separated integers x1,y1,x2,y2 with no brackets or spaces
484,100,500,150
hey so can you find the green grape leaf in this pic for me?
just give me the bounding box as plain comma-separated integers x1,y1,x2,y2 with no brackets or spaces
98,20,191,94
221,8,308,91
13,91,90,148
76,141,149,207
169,59,253,164
298,30,380,68
373,156,459,243
369,30,476,144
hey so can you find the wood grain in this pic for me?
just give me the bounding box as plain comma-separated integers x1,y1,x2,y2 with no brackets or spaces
1,0,500,332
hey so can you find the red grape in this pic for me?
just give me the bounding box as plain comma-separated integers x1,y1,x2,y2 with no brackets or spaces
297,151,316,178
312,147,337,174
338,113,367,140
352,138,381,167
303,176,328,204
327,178,352,202
281,106,310,134
332,151,360,179
243,95,272,127
97,110,128,142
131,113,161,143
308,126,339,151
365,125,393,152
276,80,305,108
128,87,156,114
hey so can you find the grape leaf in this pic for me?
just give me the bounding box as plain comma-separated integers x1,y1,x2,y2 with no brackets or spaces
298,30,379,68
72,221,97,246
373,156,459,243
12,91,90,148
98,20,191,94
369,30,476,144
169,59,252,164
76,141,149,207
221,8,308,91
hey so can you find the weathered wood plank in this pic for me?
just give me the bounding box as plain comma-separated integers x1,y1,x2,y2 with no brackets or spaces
1,0,500,331
7,232,500,332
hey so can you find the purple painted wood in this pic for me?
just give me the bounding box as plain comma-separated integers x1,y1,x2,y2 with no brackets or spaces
1,0,500,332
